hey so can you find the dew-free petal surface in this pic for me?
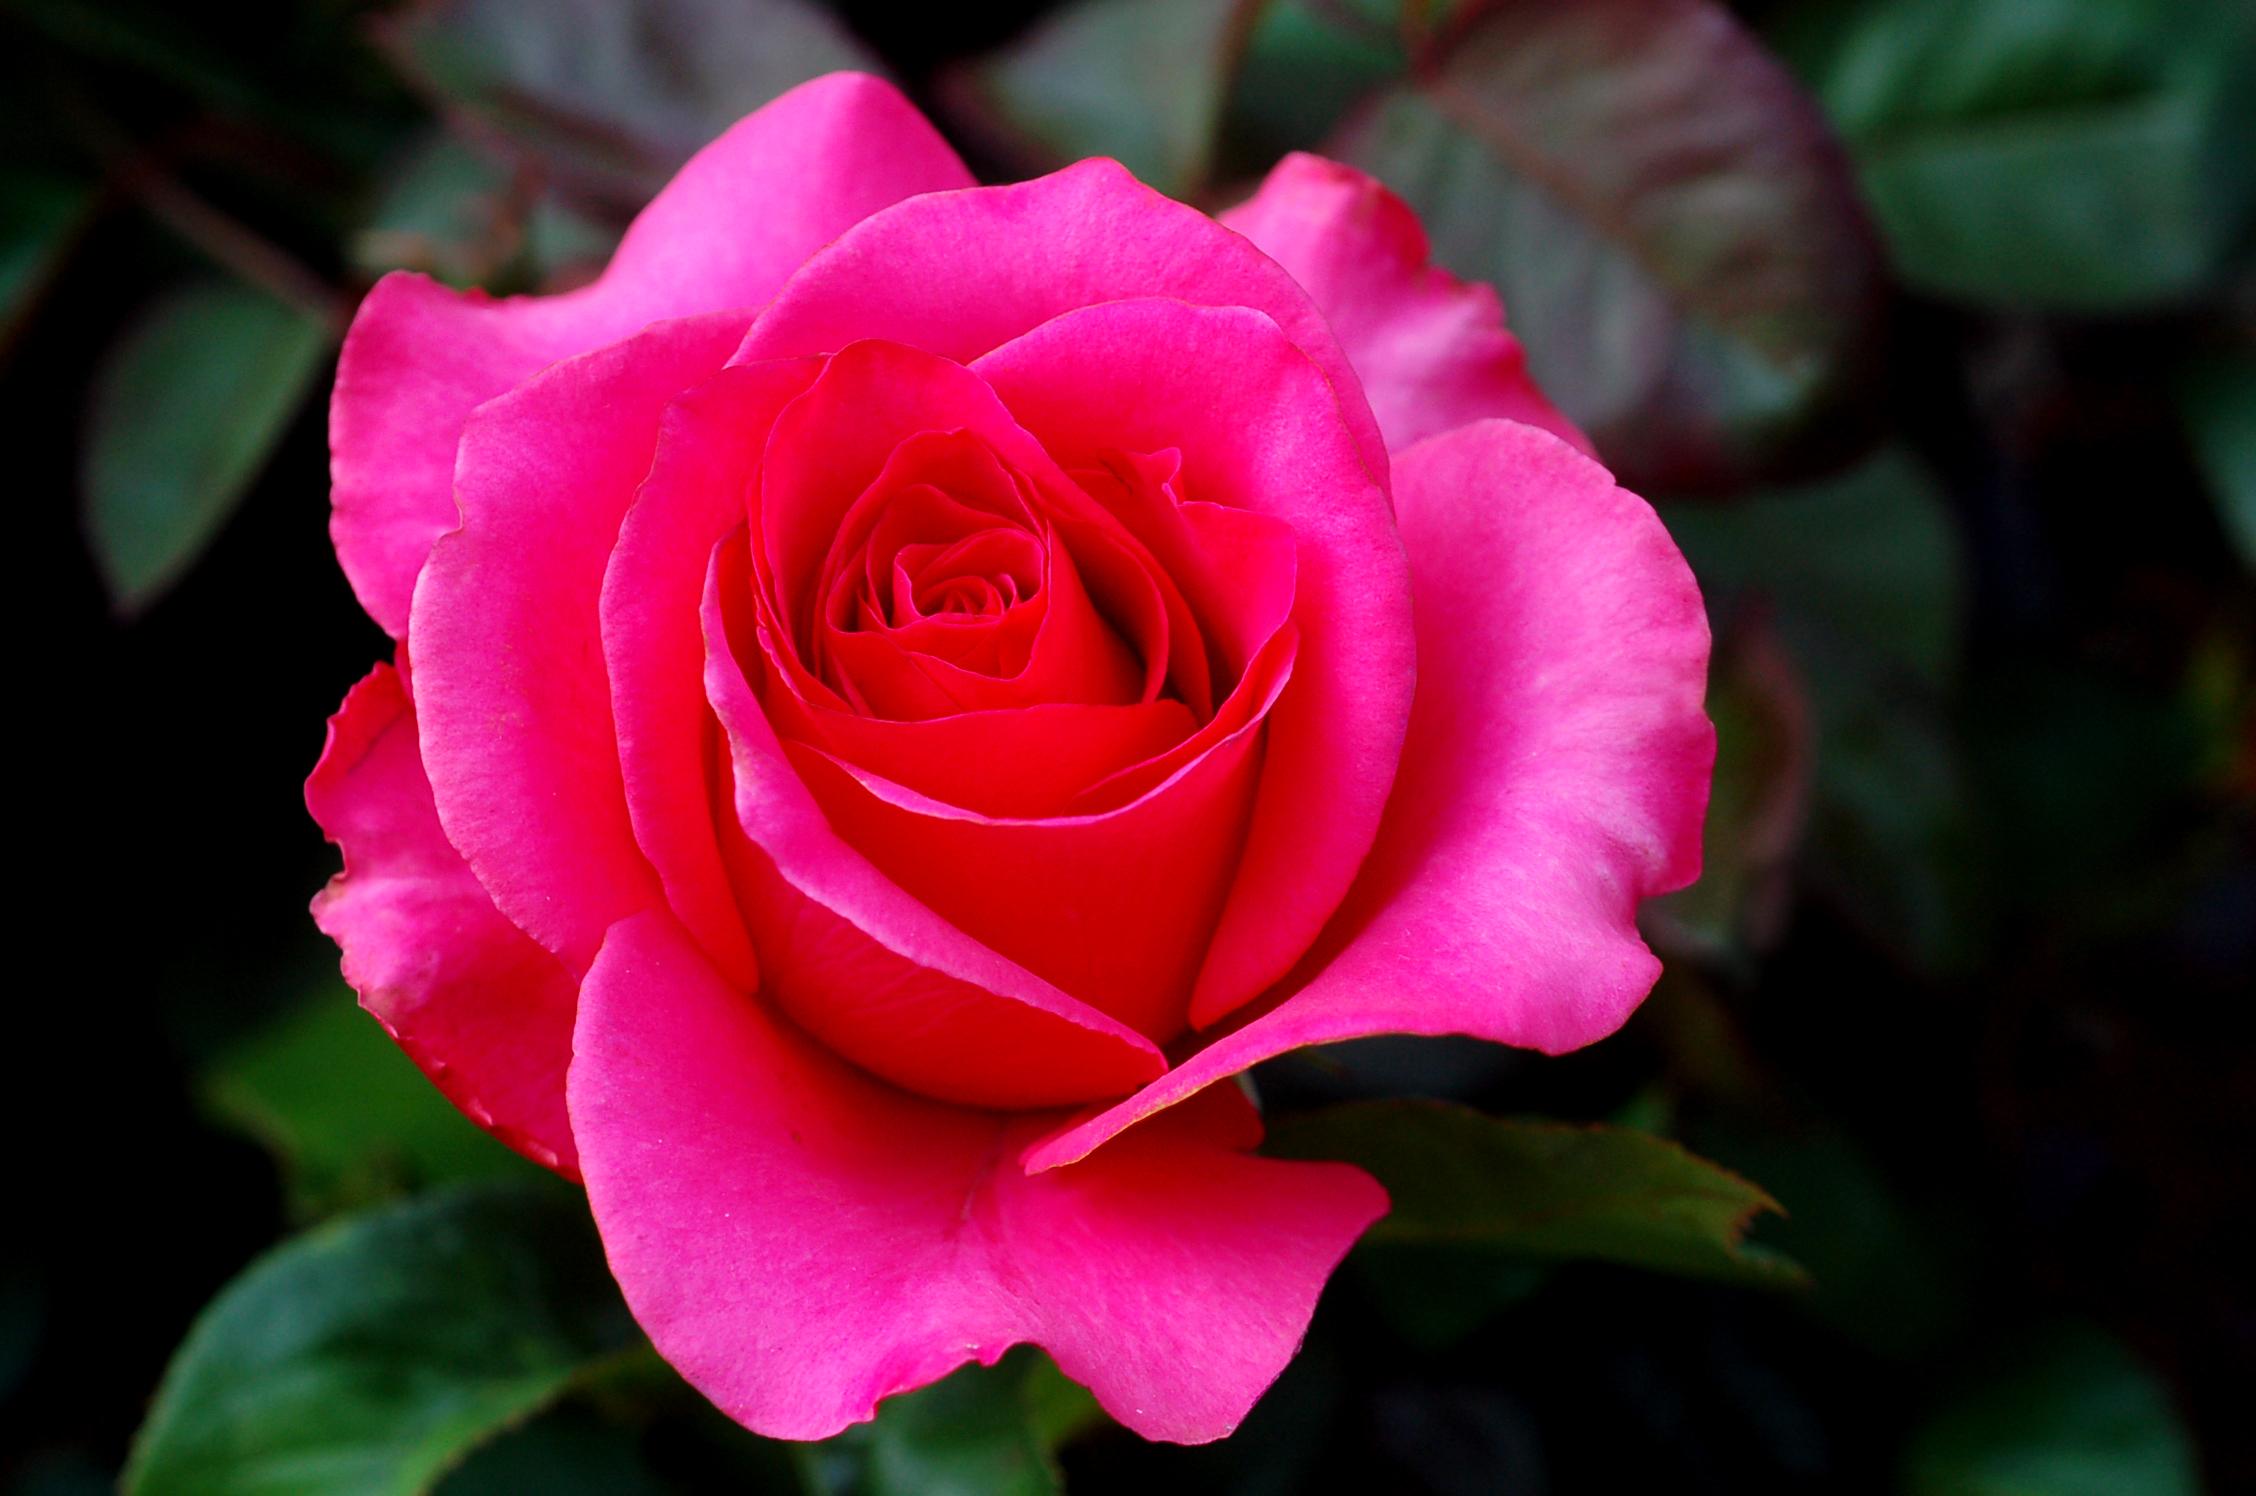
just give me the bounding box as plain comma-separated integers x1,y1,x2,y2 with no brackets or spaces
734,157,1389,483
306,663,580,1175
604,359,824,989
975,299,1414,1030
412,313,748,974
568,911,1387,1443
1221,152,1590,457
1027,419,1712,1171
704,539,1167,1109
331,72,973,636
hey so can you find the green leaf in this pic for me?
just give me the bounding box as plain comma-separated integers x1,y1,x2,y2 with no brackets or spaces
1904,1324,2199,1496
2178,350,2256,572
125,1182,643,1496
805,1350,1081,1496
1774,0,2256,308
1224,0,1410,173
202,986,536,1222
1662,451,1979,969
377,0,880,216
0,171,91,347
1661,447,1967,690
435,1408,677,1496
1331,0,1884,491
1266,1100,1805,1288
81,279,331,616
948,0,1258,197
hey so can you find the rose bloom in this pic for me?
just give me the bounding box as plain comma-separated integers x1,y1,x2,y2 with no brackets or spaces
308,75,1711,1442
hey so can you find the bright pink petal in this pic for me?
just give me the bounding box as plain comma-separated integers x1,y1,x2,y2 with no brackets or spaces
604,359,823,989
331,73,972,636
568,911,1387,1444
704,539,1167,1108
411,313,747,974
1222,153,1588,456
306,663,579,1175
1028,420,1713,1172
733,158,1390,485
974,299,1415,1030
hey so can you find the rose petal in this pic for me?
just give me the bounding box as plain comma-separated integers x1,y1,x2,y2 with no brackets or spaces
331,73,972,636
412,313,748,973
1026,420,1712,1173
306,663,579,1175
783,684,1271,1042
974,298,1414,1030
1221,153,1590,456
605,359,824,989
704,537,1168,1108
568,910,1387,1443
733,157,1390,485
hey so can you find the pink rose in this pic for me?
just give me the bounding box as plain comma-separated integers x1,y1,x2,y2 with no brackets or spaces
308,74,1711,1443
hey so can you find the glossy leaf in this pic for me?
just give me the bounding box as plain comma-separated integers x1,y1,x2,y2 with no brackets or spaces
1331,0,1883,490
376,0,879,214
202,987,535,1222
946,0,1257,197
1774,0,2256,308
1905,1324,2199,1496
1267,1101,1805,1288
125,1182,641,1496
81,279,331,616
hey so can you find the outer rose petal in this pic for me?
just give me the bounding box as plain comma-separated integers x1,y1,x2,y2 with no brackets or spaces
1027,420,1713,1172
1221,153,1589,457
331,72,973,636
733,157,1390,485
306,663,579,1175
568,911,1387,1443
973,299,1414,1029
412,313,749,974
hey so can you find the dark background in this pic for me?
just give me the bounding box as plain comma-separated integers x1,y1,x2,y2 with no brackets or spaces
8,0,2251,1492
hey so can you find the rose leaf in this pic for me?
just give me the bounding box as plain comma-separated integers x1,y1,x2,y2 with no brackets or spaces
1771,0,2256,310
943,0,1261,198
124,1182,643,1496
81,278,331,619
1265,1100,1806,1290
1329,0,1887,492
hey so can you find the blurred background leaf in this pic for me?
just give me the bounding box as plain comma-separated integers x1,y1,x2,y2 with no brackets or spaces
0,170,92,351
374,0,881,218
2177,349,2256,573
123,1182,643,1496
944,0,1259,198
1663,450,1982,970
1318,0,1887,492
1772,0,2256,309
79,278,331,617
1903,1324,2200,1496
